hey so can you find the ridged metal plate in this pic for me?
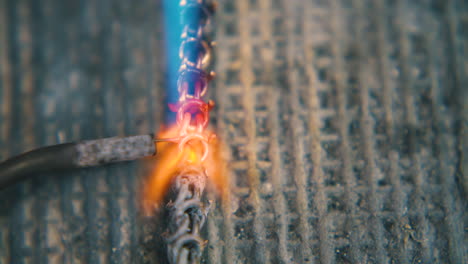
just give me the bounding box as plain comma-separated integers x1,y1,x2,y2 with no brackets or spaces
0,0,466,263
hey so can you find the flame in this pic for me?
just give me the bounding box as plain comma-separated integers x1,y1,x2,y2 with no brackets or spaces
143,125,229,215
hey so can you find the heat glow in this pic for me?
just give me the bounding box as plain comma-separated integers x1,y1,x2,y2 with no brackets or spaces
143,126,229,215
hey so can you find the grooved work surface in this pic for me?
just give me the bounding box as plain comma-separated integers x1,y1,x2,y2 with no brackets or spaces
0,0,467,263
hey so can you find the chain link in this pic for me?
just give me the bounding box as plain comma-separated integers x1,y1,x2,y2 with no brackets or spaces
165,166,211,264
164,1,215,263
172,0,215,135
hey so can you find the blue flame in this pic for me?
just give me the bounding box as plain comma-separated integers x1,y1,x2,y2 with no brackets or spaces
162,0,202,123
162,0,182,123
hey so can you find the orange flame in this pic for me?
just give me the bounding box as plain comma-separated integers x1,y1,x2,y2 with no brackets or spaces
142,126,229,215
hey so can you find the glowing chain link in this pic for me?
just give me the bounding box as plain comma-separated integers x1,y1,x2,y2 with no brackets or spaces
161,3,217,263
165,0,216,162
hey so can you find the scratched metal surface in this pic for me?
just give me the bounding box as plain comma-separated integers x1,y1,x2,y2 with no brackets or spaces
0,0,467,264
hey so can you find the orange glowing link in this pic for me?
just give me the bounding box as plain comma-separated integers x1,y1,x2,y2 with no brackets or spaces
143,125,229,215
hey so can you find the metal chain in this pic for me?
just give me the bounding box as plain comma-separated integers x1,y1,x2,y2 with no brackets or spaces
169,0,216,154
164,1,215,263
165,166,211,264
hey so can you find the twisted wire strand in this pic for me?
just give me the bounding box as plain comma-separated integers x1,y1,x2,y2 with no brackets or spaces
166,166,211,264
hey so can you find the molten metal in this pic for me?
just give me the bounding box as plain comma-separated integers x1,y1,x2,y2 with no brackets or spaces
143,126,228,214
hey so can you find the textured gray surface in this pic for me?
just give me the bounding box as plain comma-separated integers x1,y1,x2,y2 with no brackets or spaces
76,135,156,167
0,0,467,263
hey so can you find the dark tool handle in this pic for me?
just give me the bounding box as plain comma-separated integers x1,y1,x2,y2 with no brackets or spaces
0,143,78,190
0,134,156,190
